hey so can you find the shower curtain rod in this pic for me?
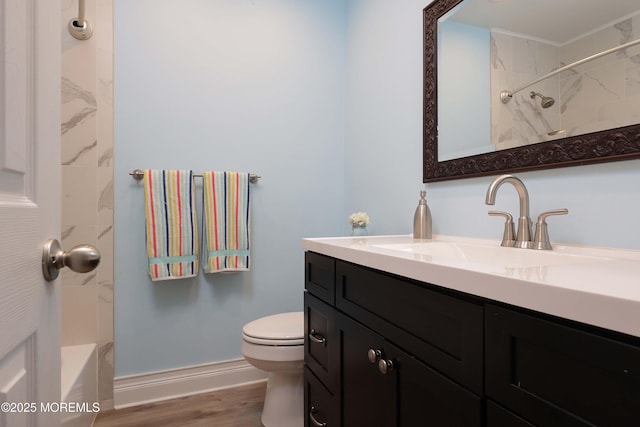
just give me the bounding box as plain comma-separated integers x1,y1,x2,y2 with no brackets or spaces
68,0,93,40
129,169,261,183
500,38,640,104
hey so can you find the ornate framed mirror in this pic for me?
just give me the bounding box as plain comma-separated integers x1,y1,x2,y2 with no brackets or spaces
423,0,640,182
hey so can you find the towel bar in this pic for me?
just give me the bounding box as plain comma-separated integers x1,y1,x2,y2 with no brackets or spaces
129,169,260,183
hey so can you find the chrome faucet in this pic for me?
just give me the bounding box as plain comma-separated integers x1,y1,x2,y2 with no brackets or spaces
485,174,533,249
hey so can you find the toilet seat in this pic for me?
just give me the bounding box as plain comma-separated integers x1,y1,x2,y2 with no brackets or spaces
242,312,304,346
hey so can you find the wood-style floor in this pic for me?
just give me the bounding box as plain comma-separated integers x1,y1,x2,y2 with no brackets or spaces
93,382,266,427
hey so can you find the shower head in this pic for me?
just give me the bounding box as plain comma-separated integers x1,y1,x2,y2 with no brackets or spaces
530,91,555,109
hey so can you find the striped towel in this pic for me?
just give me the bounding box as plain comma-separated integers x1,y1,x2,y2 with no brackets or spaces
202,171,251,273
143,170,199,281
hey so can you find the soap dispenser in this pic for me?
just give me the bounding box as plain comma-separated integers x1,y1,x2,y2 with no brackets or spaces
413,190,432,239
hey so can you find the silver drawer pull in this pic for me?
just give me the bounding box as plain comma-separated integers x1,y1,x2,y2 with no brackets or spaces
310,406,327,427
309,329,326,346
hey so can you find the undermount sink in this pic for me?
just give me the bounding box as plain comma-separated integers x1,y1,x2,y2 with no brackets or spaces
371,241,610,269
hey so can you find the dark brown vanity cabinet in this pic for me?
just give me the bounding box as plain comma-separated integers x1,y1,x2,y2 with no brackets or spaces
304,251,640,427
304,251,483,426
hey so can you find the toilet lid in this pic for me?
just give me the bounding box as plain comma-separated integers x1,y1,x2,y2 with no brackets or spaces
242,312,304,345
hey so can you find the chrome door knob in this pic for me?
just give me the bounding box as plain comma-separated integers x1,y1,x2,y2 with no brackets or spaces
42,238,100,281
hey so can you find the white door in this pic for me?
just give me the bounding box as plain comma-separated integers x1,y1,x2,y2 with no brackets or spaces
0,1,62,426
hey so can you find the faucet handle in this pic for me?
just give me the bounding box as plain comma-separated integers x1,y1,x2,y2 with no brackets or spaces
533,209,568,250
488,211,516,247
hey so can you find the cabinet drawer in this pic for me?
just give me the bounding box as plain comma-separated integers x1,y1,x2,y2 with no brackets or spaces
336,260,484,394
304,292,339,393
486,304,640,427
305,252,335,305
304,367,339,427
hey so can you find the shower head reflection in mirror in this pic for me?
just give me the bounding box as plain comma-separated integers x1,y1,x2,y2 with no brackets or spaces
530,92,555,109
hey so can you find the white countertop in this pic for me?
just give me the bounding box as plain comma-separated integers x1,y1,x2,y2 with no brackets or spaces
302,234,640,338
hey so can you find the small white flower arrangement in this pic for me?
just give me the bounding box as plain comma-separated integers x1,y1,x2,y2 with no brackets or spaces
348,212,370,227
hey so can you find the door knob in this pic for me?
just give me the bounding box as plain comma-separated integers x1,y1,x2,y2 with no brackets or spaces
42,239,100,281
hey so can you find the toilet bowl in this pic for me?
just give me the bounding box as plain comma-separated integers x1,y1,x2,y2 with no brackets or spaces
241,311,304,427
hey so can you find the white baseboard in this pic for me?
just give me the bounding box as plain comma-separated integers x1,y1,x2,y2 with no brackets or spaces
113,358,267,409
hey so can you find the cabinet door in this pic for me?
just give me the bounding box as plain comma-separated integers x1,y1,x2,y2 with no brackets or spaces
486,304,640,427
394,347,482,427
340,313,395,427
486,401,535,427
340,313,482,427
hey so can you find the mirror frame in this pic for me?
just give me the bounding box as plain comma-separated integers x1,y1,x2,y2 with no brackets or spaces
423,0,640,182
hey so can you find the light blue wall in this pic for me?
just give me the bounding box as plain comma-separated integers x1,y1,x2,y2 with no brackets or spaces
115,0,640,377
344,0,427,234
345,0,640,249
114,0,346,376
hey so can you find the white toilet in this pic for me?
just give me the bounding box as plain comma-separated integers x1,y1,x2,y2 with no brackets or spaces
241,311,304,427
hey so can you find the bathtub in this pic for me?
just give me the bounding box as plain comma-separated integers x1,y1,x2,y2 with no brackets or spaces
61,344,97,427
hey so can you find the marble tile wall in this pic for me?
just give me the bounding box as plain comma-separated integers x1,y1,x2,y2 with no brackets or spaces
96,0,114,409
559,13,640,136
490,32,561,150
491,11,640,150
61,0,114,409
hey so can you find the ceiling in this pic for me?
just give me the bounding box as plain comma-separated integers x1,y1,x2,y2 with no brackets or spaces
448,0,640,45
